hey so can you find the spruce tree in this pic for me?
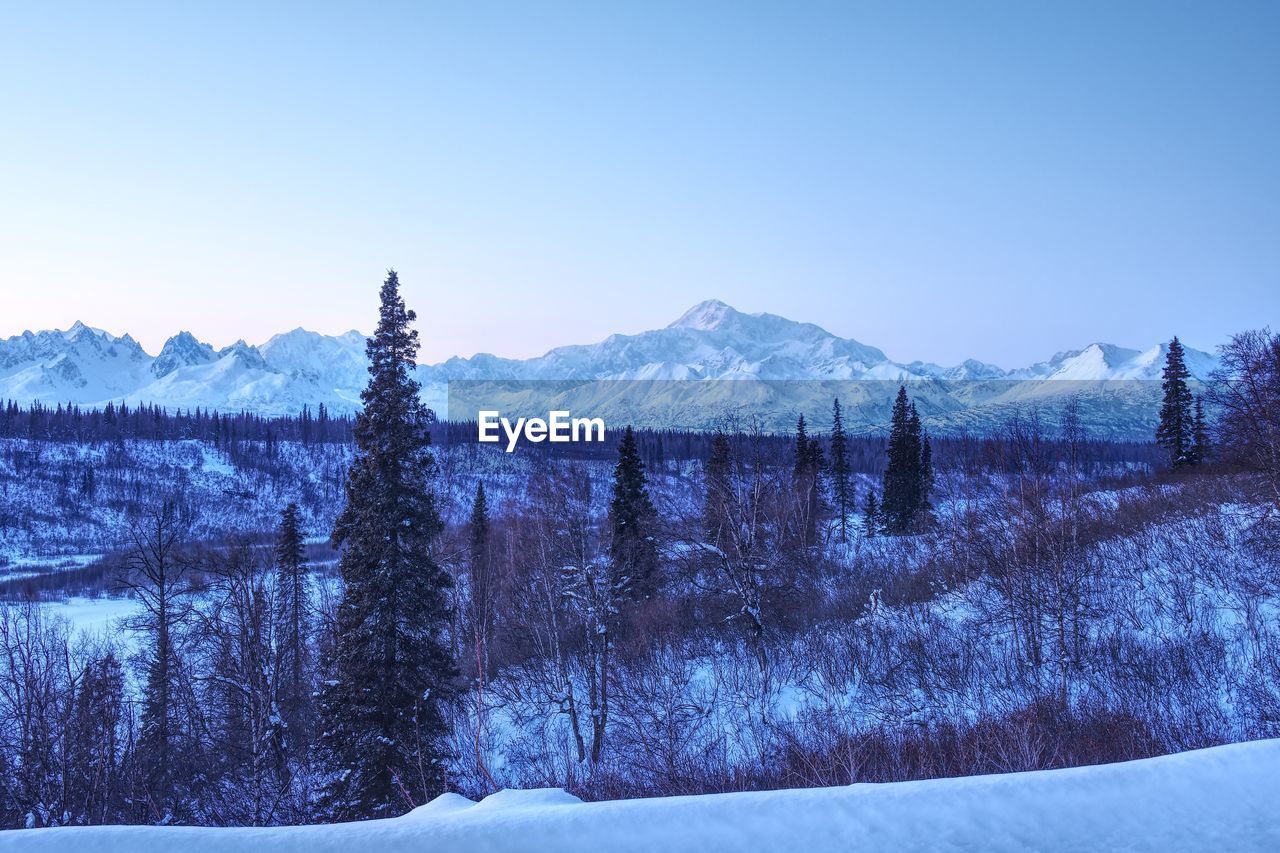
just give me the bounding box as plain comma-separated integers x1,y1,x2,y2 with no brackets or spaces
609,426,660,601
273,502,311,762
1156,336,1196,467
863,490,879,537
881,386,921,533
468,482,494,662
316,271,456,820
121,502,193,822
703,432,733,548
829,397,853,542
66,653,125,824
906,402,926,514
792,414,824,543
793,413,810,478
1192,394,1210,465
918,428,933,516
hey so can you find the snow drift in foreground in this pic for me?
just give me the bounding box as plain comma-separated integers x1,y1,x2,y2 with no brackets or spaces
6,741,1279,852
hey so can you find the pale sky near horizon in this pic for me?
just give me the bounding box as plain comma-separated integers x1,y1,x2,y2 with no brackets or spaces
1,1,1277,367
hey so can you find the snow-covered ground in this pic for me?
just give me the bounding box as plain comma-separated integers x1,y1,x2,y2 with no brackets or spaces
5,740,1277,851
0,437,353,562
31,596,141,637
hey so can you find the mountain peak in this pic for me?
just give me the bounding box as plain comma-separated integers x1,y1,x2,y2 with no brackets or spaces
63,320,110,341
152,331,216,378
219,340,268,370
668,300,740,331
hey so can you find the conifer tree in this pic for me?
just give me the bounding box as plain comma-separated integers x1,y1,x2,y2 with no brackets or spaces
792,414,824,543
863,490,879,537
66,652,125,824
1192,394,1210,465
793,413,810,478
829,398,853,541
879,388,933,533
316,271,456,820
881,386,919,533
703,432,733,547
1156,336,1196,466
273,502,311,762
906,403,927,514
609,426,660,601
468,482,494,662
121,502,194,822
918,429,934,515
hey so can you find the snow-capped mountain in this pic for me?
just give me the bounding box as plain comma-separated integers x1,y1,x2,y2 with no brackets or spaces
424,300,1216,385
1010,340,1219,382
150,331,216,378
0,323,153,403
0,300,1218,433
419,300,900,383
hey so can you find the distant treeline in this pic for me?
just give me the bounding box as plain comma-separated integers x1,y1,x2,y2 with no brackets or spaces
2,402,1163,474
439,418,1163,473
0,400,355,445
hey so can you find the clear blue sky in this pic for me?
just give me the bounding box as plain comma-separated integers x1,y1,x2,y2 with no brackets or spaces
1,1,1276,366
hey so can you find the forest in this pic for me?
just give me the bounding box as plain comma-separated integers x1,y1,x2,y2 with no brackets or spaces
0,279,1276,829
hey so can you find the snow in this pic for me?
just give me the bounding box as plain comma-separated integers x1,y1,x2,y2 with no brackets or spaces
0,304,1218,420
667,299,738,331
5,740,1278,851
467,787,583,810
9,596,142,638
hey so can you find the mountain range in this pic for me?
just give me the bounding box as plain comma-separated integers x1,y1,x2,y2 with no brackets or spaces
0,300,1218,435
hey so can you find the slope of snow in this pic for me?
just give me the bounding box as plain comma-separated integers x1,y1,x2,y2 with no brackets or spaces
5,740,1277,851
259,328,368,394
0,324,153,401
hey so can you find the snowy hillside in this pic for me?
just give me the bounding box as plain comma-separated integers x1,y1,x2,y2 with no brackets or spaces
1,301,1218,420
0,438,353,564
5,740,1277,851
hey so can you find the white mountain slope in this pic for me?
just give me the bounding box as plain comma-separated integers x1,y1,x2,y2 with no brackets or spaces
5,740,1278,852
0,300,1218,422
0,323,153,403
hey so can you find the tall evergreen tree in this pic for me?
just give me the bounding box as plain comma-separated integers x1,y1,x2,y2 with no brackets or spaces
792,414,824,543
468,482,494,663
703,432,733,548
793,413,810,478
120,502,194,822
881,386,920,533
65,653,125,824
1192,394,1210,465
879,388,932,533
1156,336,1196,467
273,502,311,763
609,426,661,601
316,271,456,820
918,427,933,515
829,398,853,541
862,490,879,537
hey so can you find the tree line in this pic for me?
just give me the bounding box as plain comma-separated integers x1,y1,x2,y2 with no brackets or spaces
0,401,354,446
